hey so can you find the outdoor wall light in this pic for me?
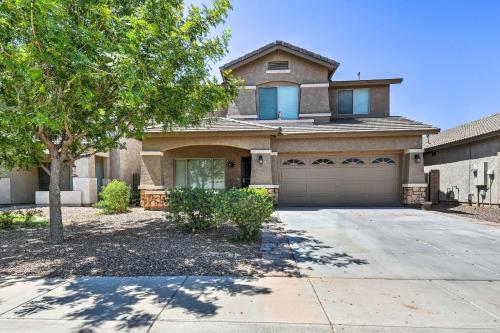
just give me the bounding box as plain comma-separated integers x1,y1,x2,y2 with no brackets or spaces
72,163,78,177
414,154,421,164
258,155,263,164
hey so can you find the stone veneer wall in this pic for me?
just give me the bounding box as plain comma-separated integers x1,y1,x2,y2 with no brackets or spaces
402,186,427,206
140,190,166,210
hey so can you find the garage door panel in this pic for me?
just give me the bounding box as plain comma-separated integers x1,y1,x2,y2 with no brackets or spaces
279,154,401,206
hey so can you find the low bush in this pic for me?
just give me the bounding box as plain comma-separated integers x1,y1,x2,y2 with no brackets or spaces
166,187,217,232
166,187,273,240
95,180,131,214
216,188,273,241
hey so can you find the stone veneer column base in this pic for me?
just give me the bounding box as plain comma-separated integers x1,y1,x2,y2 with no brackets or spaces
402,185,427,207
140,190,166,210
249,185,279,206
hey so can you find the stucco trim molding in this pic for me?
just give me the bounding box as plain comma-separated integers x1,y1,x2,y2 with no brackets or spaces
249,184,280,189
140,151,164,156
402,183,428,188
299,112,331,118
300,83,329,88
238,85,257,90
227,115,259,119
250,149,273,154
95,152,109,158
404,149,424,154
266,69,290,74
138,185,165,190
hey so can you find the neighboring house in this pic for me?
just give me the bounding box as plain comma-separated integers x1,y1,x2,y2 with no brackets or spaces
139,41,438,208
0,139,141,206
424,113,500,206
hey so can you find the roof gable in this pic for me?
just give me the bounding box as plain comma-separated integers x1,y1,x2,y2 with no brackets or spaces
220,40,339,78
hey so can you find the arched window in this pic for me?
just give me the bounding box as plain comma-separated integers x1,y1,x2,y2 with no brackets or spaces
341,158,364,165
282,159,305,166
312,158,335,165
372,157,396,164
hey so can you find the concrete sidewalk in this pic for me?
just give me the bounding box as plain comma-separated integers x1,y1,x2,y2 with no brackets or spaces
1,275,499,332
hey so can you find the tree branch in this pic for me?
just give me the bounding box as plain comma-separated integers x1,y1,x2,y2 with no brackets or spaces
30,0,42,52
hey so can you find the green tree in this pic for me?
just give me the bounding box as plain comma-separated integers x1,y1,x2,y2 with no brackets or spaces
0,0,237,243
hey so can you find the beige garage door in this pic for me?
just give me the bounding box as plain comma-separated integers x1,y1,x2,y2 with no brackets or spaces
278,154,401,206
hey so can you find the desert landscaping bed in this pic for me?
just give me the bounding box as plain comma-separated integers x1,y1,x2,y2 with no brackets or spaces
0,207,275,277
431,204,500,224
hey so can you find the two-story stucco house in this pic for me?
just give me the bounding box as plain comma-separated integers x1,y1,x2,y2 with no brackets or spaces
138,41,438,208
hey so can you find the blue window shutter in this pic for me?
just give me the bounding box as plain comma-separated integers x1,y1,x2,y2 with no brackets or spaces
258,87,277,120
338,90,353,114
278,86,299,120
353,88,370,114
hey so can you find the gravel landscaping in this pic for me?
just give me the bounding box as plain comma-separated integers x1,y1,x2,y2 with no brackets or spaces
431,204,500,224
0,207,287,278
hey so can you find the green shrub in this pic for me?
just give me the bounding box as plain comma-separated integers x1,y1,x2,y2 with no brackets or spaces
0,211,15,229
95,180,131,214
215,188,273,241
0,209,48,229
166,187,217,232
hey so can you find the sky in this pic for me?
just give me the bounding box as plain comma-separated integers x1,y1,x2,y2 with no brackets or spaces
189,0,500,130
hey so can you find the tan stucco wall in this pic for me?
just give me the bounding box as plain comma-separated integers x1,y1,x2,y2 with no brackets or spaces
232,51,329,86
9,168,39,204
329,85,390,118
163,146,250,189
424,136,500,204
272,135,422,153
300,86,330,114
109,138,142,186
143,135,272,152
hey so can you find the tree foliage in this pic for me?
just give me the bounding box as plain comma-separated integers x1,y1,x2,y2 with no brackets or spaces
0,0,237,169
0,0,237,242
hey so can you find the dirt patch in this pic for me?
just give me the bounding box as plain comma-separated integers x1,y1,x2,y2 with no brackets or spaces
0,207,275,277
431,204,500,224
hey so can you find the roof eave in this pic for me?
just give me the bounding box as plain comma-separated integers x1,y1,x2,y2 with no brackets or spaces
329,78,403,88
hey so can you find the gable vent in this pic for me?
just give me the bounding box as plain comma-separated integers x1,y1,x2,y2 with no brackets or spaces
267,61,289,71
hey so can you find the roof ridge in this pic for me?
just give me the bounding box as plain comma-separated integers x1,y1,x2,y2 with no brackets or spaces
220,40,339,72
439,112,500,133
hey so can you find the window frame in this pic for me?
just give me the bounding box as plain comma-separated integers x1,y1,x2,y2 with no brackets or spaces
311,158,335,165
282,159,305,166
337,88,371,115
341,157,365,165
258,85,299,120
371,157,396,165
174,158,225,189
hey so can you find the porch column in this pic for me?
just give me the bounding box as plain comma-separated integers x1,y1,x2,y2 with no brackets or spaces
402,148,427,206
138,151,166,210
73,155,98,206
249,150,279,204
0,176,11,205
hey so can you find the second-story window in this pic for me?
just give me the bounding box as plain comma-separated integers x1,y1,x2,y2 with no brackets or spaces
338,88,370,115
258,86,299,120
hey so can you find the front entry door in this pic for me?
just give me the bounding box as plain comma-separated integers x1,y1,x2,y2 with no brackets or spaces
241,157,252,188
95,156,104,193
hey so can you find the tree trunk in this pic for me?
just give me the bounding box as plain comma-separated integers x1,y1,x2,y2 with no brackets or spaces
49,158,64,244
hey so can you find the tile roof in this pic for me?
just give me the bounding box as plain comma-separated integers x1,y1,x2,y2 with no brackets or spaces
424,113,500,150
147,117,277,133
220,40,339,71
148,116,438,135
274,117,438,134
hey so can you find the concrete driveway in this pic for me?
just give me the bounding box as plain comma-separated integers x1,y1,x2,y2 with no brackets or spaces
277,207,500,331
278,207,500,279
